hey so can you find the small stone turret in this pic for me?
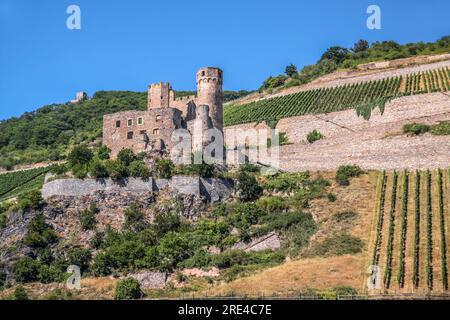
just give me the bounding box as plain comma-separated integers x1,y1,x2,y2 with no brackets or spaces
148,82,172,109
196,67,223,132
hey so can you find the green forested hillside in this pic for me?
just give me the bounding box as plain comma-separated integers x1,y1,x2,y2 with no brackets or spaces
0,90,251,168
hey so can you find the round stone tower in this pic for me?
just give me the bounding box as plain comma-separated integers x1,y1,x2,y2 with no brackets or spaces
196,67,223,132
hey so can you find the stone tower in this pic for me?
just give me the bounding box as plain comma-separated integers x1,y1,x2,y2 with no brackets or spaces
196,67,223,132
148,82,171,109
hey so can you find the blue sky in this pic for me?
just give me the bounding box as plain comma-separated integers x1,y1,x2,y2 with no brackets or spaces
0,0,449,120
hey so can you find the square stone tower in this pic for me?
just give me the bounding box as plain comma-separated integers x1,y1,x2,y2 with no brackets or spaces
148,82,172,109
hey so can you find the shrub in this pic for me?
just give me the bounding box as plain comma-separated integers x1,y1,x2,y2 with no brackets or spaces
89,160,108,178
13,257,40,283
50,164,68,175
403,123,430,135
97,145,111,160
0,214,7,229
129,160,151,179
114,277,142,300
327,193,337,202
17,190,43,211
236,172,262,202
79,204,99,231
68,145,93,167
124,204,148,232
239,163,260,173
263,172,310,193
430,121,450,135
72,163,89,179
306,130,324,144
90,231,105,249
335,165,364,186
154,159,174,179
13,285,29,300
117,149,136,166
24,214,58,248
67,247,92,272
91,252,113,276
229,203,265,234
153,211,182,237
256,196,288,213
105,160,128,180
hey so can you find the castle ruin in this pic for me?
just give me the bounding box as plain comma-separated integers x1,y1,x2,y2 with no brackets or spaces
103,67,223,159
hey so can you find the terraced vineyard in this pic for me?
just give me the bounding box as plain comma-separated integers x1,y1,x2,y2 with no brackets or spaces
224,67,450,126
0,167,50,201
368,169,450,294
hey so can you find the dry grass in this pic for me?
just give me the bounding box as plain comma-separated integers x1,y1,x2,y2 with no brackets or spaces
202,255,364,297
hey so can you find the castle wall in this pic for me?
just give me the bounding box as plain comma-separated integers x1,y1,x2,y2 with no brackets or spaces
103,108,182,158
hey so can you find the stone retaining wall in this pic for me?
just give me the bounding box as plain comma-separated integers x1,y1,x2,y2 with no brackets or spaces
42,176,233,202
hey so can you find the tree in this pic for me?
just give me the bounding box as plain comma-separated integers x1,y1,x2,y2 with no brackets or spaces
352,39,369,53
105,160,128,180
89,160,108,178
285,64,298,77
236,172,263,202
68,145,93,167
320,46,349,65
154,159,174,179
117,149,136,166
124,204,147,232
129,160,151,179
114,278,142,300
67,247,92,273
97,145,111,160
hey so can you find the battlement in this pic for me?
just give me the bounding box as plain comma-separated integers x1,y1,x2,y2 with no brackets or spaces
196,67,223,85
148,82,172,109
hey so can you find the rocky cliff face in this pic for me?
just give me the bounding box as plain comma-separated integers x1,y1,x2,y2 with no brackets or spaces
0,183,218,282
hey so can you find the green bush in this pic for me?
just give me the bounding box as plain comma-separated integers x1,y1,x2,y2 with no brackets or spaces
0,214,7,229
229,203,265,235
256,196,288,213
117,149,136,166
263,172,310,193
129,160,151,179
13,257,40,283
68,145,93,167
114,277,142,300
211,250,285,269
236,172,262,202
335,165,364,186
24,214,58,248
154,159,174,179
306,130,324,144
430,121,450,136
13,285,29,300
105,160,128,180
327,193,337,202
239,163,260,173
72,163,89,179
124,204,148,232
89,160,108,178
97,145,111,160
17,190,43,211
67,247,92,272
403,123,430,135
79,204,99,231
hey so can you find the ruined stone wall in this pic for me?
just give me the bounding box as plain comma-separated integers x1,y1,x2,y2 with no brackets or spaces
103,108,182,158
